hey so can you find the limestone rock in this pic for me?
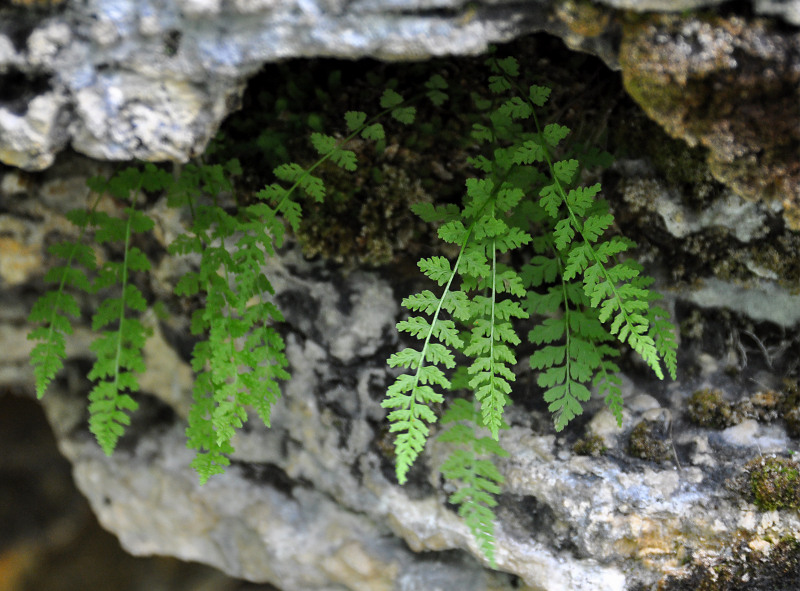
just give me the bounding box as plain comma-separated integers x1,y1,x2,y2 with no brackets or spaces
4,150,800,590
619,14,800,229
0,0,545,170
2,0,797,200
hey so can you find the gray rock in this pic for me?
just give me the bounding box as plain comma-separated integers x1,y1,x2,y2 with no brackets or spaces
0,0,546,170
7,157,800,591
686,278,800,328
3,0,797,177
595,0,800,24
755,0,800,25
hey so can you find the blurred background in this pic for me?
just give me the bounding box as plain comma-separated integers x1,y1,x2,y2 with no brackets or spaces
0,387,279,591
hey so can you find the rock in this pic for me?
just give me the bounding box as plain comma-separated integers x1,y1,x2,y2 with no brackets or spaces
685,278,800,328
717,419,790,452
1,3,800,588
6,151,799,589
596,0,800,25
1,0,797,213
619,14,800,229
0,0,549,170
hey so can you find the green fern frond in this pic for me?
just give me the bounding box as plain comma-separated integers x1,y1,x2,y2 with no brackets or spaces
169,169,291,483
490,55,676,393
439,398,509,567
84,167,161,455
27,204,103,399
384,256,461,483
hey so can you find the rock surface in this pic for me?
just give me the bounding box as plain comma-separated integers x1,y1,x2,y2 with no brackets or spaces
1,0,798,220
619,14,800,229
3,143,800,590
2,2,800,591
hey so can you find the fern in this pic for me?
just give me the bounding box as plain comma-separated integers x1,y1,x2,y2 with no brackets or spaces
175,83,442,483
29,165,170,454
384,52,678,562
28,208,99,399
489,55,677,422
439,398,509,567
27,55,678,565
167,158,292,482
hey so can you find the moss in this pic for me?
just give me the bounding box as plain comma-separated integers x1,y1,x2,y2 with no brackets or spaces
639,121,720,211
785,408,800,439
686,389,736,429
620,14,800,231
296,155,434,266
780,379,800,439
749,389,782,423
627,420,671,463
745,456,800,512
686,381,800,437
572,433,607,457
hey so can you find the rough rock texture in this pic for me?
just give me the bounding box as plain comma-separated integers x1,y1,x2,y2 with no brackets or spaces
0,0,547,170
3,144,800,590
1,0,798,185
2,1,800,591
619,14,800,230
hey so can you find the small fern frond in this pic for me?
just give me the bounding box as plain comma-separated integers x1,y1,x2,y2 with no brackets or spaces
439,398,508,567
28,206,101,399
648,302,679,381
167,161,291,482
383,252,463,483
84,166,160,455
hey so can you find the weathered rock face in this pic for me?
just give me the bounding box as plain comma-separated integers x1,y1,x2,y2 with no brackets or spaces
4,142,800,591
619,14,800,230
0,0,545,170
1,0,798,197
2,2,800,591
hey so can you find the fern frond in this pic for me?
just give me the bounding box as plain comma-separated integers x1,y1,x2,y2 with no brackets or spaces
84,167,161,455
439,398,508,567
648,303,679,381
383,258,463,482
173,177,290,479
28,210,101,398
492,56,677,395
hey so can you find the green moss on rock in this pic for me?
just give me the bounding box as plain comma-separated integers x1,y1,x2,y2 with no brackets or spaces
296,154,434,266
573,433,607,457
781,379,800,439
619,14,800,231
654,537,800,591
745,456,800,512
686,389,736,429
627,420,671,463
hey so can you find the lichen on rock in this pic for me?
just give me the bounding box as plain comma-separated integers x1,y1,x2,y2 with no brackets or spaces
619,13,800,229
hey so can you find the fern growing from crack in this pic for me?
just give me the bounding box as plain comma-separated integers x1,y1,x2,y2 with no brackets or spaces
28,55,677,565
383,53,678,564
29,79,448,483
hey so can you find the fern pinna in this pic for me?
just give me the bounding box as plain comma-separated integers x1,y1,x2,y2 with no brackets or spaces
383,54,677,564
